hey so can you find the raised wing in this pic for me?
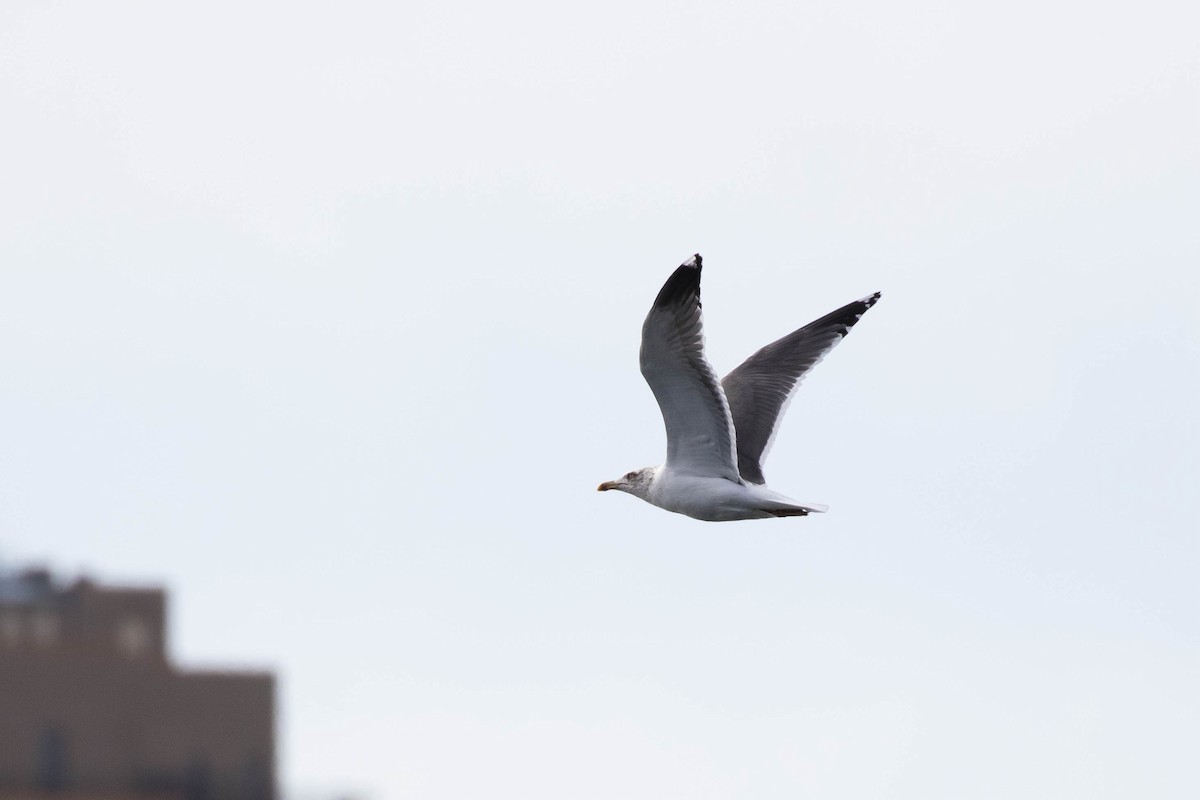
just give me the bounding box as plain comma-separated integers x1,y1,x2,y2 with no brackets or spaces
722,292,880,485
639,255,742,482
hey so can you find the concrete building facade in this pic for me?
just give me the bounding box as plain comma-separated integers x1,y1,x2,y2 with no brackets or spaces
0,568,274,800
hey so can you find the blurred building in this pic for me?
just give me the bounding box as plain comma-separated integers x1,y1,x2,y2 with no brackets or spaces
0,567,274,800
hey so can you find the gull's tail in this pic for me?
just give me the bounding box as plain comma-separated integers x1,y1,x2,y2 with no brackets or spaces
757,487,829,517
765,502,829,517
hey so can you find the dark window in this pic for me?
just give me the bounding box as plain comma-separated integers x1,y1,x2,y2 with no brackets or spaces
185,756,213,800
37,727,69,791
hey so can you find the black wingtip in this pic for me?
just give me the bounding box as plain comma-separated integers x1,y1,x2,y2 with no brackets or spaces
847,291,881,316
789,290,882,341
652,253,704,308
853,291,881,316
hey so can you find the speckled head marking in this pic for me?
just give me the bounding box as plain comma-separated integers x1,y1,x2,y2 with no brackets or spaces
597,466,656,500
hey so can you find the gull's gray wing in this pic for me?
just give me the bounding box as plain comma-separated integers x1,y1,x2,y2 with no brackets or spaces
722,292,880,485
639,255,742,483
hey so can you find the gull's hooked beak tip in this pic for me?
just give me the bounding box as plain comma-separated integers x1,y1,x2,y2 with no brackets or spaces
597,481,615,492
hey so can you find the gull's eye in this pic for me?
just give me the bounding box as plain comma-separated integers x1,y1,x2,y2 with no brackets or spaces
626,472,637,480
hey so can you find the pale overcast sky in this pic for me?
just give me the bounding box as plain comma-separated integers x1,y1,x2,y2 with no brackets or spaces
1,2,1197,798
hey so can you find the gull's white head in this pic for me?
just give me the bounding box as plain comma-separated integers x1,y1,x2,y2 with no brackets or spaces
597,467,656,500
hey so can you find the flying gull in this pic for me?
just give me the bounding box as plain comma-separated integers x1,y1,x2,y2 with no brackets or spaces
598,254,880,521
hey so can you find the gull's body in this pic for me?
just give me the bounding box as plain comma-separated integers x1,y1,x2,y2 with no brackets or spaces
599,254,880,521
647,468,827,522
